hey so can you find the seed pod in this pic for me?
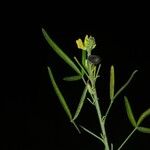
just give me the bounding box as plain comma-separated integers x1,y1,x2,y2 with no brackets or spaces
88,55,101,65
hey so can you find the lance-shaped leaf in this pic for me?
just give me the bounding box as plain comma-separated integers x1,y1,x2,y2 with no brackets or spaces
42,28,81,75
47,66,72,120
137,126,150,133
72,84,88,121
63,75,82,81
110,65,115,101
137,108,150,126
124,96,137,127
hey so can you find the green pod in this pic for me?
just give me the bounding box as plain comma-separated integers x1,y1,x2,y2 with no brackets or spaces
124,96,137,127
72,84,88,121
110,65,115,101
47,66,72,120
47,66,80,133
137,108,150,126
137,126,150,134
63,75,82,81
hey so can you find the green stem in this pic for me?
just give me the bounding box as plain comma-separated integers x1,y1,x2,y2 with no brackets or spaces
104,101,113,122
87,60,110,150
104,70,138,123
117,127,137,150
93,90,110,150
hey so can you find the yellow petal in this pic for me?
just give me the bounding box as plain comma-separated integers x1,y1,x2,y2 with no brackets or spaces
76,39,85,49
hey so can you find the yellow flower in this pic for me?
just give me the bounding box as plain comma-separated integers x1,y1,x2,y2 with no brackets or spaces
76,35,96,51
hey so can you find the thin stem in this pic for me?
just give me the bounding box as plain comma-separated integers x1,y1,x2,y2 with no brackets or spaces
96,64,101,78
111,143,113,150
74,57,89,78
71,121,81,134
80,125,104,144
86,60,110,149
104,70,138,122
117,127,137,150
87,98,94,105
82,76,87,85
104,101,113,122
93,90,110,150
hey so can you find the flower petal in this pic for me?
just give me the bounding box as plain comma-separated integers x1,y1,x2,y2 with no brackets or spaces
76,39,85,50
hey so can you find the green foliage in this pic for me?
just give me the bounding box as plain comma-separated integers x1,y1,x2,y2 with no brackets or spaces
43,29,150,150
47,66,80,133
124,96,150,134
42,28,81,75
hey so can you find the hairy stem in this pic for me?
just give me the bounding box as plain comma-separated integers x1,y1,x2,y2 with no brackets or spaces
93,89,110,150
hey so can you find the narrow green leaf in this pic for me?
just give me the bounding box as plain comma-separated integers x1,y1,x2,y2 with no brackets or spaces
42,28,81,75
47,66,72,120
110,65,115,101
72,85,88,121
112,70,138,101
137,126,150,133
124,96,137,127
63,75,82,81
137,108,150,126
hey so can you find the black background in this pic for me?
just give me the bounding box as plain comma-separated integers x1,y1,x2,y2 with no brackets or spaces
1,4,150,150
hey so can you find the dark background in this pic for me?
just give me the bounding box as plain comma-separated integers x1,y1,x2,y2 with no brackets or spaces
1,5,150,150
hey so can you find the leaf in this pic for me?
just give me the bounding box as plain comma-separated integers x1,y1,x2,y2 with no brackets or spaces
137,108,150,126
110,65,115,101
124,96,137,127
63,75,82,81
137,126,150,133
47,66,72,120
112,70,138,101
72,84,88,121
42,28,81,75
